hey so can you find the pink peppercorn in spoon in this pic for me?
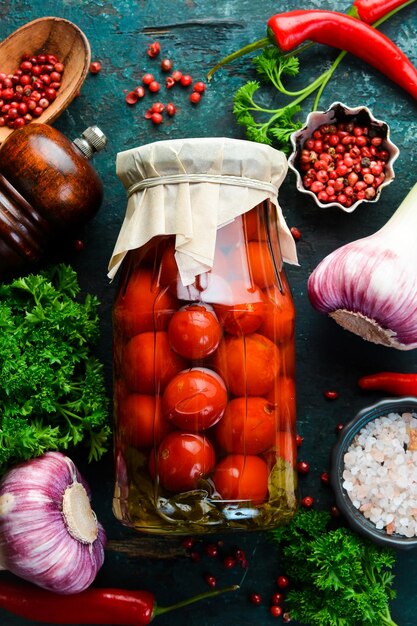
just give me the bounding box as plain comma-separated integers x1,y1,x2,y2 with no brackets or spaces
0,16,91,144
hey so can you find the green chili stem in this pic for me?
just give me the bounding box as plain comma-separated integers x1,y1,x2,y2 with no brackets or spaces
154,585,239,617
207,37,268,81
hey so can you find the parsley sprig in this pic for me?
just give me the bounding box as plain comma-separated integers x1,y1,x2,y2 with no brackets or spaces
0,264,110,471
233,46,346,152
271,510,398,625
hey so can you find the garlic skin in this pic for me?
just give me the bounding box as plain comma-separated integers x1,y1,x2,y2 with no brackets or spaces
308,183,417,350
0,451,106,594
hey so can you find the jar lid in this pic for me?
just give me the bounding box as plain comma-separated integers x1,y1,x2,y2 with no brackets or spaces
108,137,298,283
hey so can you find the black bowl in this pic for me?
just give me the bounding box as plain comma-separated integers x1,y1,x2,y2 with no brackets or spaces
331,397,417,549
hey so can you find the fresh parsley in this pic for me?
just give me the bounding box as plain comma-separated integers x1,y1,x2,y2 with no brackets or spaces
233,46,345,153
0,264,110,471
270,509,398,626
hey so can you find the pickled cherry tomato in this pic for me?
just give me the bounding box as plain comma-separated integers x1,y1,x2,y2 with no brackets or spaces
247,241,277,288
154,432,216,492
118,393,170,448
212,454,269,501
168,304,222,359
265,376,296,428
123,331,186,393
114,268,177,336
213,333,280,396
162,368,227,431
264,431,297,468
243,206,267,241
259,284,295,344
213,281,267,336
215,397,277,454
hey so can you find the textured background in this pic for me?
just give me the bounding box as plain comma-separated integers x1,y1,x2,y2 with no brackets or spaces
0,0,417,624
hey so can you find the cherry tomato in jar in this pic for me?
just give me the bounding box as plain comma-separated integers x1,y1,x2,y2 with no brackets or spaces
215,397,277,454
123,331,187,393
259,284,295,344
117,393,171,448
162,367,227,431
114,268,177,337
168,304,222,359
212,454,269,502
247,241,277,288
264,376,296,430
213,333,280,396
263,431,297,469
243,206,268,242
213,281,267,336
153,431,216,492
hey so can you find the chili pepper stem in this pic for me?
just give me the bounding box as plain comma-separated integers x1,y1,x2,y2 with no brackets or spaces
154,584,239,618
207,38,268,81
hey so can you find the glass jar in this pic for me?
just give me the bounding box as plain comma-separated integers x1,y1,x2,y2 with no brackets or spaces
110,138,298,534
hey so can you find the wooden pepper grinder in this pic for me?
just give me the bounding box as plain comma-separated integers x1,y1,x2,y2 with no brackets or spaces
0,122,107,275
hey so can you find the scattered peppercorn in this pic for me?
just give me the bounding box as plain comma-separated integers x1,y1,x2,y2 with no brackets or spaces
89,61,101,74
193,81,206,93
223,556,236,569
283,612,292,623
270,605,283,617
182,537,194,550
147,41,161,58
73,239,84,252
180,74,193,87
190,551,201,562
301,495,315,508
142,73,154,85
320,471,330,486
271,592,284,605
204,574,217,588
161,58,173,72
295,433,304,447
330,504,341,518
335,423,345,434
290,226,301,241
166,102,177,117
150,112,163,125
296,460,310,475
276,575,290,590
249,593,262,606
205,543,218,558
324,389,339,400
125,91,139,105
190,91,201,104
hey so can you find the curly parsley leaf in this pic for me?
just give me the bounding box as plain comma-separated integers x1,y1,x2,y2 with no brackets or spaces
270,510,398,626
0,264,110,472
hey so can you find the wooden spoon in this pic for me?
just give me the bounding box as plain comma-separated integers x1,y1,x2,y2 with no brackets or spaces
0,16,91,144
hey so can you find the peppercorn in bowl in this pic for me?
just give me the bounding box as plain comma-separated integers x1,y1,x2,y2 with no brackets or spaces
288,102,399,213
331,397,417,549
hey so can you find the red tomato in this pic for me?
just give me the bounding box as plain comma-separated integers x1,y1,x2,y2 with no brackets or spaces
215,397,277,454
213,282,267,336
243,206,267,241
168,304,222,359
123,331,186,393
159,243,178,287
247,241,277,288
258,284,295,344
264,376,296,430
117,393,171,448
114,268,177,337
264,431,297,469
162,367,227,431
212,454,269,502
155,432,216,492
213,333,280,396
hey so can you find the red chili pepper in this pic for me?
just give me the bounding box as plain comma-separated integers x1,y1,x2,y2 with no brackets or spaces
358,372,417,396
353,0,412,24
266,10,417,100
0,578,238,625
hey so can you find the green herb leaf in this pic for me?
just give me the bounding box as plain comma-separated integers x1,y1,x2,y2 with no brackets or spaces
0,264,110,472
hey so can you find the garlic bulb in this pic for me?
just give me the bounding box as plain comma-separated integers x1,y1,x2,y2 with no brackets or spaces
0,451,106,594
308,183,417,350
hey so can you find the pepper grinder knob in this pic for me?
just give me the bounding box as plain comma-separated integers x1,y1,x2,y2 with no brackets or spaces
73,126,108,160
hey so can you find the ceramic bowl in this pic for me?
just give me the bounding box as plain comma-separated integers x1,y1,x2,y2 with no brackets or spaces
288,102,400,213
331,397,417,549
0,17,91,144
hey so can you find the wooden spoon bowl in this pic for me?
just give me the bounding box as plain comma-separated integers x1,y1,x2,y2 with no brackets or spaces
0,16,91,144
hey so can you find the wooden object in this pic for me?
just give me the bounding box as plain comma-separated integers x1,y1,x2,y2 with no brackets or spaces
0,16,91,144
0,123,103,272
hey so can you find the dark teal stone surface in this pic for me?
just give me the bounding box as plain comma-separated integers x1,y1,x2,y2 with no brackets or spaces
0,1,416,624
